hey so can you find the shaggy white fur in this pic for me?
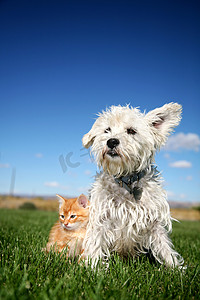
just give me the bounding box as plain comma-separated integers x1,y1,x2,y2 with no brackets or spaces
82,103,184,268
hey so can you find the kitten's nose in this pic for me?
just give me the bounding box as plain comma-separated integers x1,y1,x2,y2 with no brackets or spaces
107,138,120,149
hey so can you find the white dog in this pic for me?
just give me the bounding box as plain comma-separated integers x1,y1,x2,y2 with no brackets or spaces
82,103,184,268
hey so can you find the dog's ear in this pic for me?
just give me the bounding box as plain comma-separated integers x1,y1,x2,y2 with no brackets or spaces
82,118,100,148
145,103,182,147
82,129,96,148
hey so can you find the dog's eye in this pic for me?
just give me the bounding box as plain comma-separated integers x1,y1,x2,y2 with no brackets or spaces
127,128,136,135
104,127,111,133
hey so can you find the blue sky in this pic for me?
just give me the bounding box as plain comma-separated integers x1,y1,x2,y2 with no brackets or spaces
0,0,199,202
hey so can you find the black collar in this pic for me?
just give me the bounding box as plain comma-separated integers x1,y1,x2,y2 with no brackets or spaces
114,169,146,200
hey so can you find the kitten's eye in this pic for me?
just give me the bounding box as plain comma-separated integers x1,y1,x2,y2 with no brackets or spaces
104,127,111,133
60,214,65,220
127,128,136,135
70,214,76,219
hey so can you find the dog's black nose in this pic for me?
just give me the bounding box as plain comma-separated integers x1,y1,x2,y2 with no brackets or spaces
107,138,120,149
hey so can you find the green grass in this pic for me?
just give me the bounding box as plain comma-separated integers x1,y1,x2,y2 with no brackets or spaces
0,209,199,299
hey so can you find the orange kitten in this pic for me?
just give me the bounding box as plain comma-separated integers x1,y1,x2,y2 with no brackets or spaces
45,194,89,257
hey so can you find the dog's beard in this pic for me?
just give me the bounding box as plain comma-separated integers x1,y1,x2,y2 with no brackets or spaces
98,147,153,177
93,138,154,176
99,147,136,177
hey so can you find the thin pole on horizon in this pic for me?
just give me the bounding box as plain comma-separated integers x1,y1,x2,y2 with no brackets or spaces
9,167,16,196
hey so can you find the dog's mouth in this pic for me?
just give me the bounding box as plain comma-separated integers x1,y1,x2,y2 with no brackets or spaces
102,146,122,160
107,149,119,157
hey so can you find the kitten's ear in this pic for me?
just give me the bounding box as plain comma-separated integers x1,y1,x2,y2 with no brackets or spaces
77,194,89,208
56,194,65,208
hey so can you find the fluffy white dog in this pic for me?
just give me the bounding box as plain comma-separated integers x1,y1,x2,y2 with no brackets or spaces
82,103,184,268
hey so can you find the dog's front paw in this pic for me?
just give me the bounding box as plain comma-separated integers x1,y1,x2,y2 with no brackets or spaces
178,265,187,272
102,260,109,270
